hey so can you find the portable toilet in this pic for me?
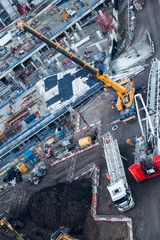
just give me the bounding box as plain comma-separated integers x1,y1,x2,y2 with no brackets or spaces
23,150,38,165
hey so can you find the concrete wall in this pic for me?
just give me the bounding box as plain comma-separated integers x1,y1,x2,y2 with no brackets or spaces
109,0,130,60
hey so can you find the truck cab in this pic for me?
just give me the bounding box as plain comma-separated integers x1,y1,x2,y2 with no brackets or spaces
107,179,135,212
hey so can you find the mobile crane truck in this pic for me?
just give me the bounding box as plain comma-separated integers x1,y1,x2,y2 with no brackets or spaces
18,19,136,124
128,59,160,181
129,93,160,182
102,132,135,212
0,211,24,240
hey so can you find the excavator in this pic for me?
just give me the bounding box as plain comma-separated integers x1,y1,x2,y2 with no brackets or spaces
51,226,77,240
0,211,24,240
0,212,76,240
18,20,136,123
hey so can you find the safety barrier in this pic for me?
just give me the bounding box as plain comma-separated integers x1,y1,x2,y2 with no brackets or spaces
72,163,134,240
51,142,99,166
72,163,95,181
76,113,80,131
92,165,133,240
128,0,135,42
147,32,155,55
74,120,101,134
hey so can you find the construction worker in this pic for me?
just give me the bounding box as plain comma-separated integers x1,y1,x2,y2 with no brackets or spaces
106,173,111,181
84,52,90,59
8,104,13,115
126,138,134,147
9,103,12,111
9,98,15,104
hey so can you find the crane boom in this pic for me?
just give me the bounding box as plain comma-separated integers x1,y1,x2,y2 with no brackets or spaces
18,20,135,112
3,219,24,240
0,214,24,240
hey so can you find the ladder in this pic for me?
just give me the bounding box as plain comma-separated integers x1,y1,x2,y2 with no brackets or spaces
147,58,160,151
67,156,77,182
134,93,154,142
102,132,126,184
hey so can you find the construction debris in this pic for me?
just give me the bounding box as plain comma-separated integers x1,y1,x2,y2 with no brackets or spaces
28,162,46,185
133,0,144,11
111,32,153,74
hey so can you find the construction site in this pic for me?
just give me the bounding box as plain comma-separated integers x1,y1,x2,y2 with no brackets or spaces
0,0,159,239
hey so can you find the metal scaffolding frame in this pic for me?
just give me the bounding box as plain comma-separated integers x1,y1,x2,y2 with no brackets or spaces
147,58,160,152
134,93,154,142
67,155,77,182
102,132,126,184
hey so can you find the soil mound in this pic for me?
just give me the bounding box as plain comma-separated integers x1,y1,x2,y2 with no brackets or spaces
27,179,92,232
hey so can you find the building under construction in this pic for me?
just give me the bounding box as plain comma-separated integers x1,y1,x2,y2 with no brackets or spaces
0,0,126,169
1,1,159,240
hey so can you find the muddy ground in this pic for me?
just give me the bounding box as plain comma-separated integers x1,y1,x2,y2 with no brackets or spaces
10,179,92,240
0,142,128,240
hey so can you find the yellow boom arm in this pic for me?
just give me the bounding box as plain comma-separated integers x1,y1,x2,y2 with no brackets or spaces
0,217,24,240
56,232,76,240
18,20,135,111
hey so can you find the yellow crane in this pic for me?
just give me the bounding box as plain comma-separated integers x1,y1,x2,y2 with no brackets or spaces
18,20,135,122
0,211,24,240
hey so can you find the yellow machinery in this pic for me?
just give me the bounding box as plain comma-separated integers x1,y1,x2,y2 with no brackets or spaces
18,20,135,121
62,11,70,20
0,211,24,240
53,232,76,240
0,130,5,140
51,226,77,240
17,162,28,173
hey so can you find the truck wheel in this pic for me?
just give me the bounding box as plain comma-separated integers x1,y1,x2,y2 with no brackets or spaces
112,125,118,131
143,88,148,94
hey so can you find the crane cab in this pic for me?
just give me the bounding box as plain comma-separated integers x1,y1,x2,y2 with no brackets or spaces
51,226,76,240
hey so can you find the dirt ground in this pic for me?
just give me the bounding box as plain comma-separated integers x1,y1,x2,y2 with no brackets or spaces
0,1,160,240
10,179,92,240
0,137,129,240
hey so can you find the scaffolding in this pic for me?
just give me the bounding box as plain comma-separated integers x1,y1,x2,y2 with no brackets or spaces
134,93,154,142
0,81,12,101
97,10,112,32
66,155,77,182
102,132,126,184
133,59,160,164
147,58,160,152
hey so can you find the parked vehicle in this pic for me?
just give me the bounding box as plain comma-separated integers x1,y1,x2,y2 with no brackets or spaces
102,132,135,212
